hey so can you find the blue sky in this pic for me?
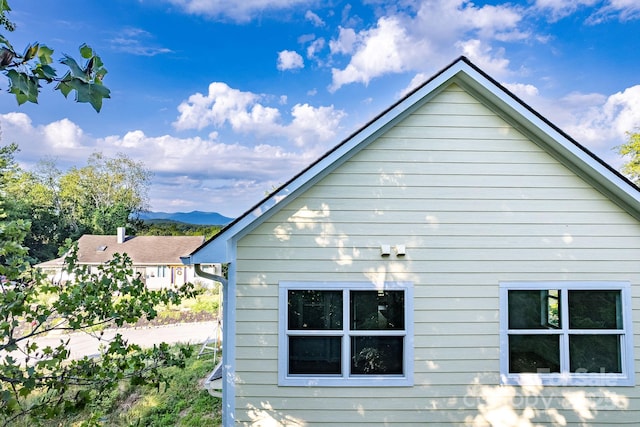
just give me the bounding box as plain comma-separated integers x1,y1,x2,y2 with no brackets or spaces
1,0,639,217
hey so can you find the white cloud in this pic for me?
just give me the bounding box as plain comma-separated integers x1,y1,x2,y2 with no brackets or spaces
277,50,304,71
110,27,173,56
0,111,322,216
505,83,640,167
173,82,263,131
534,0,640,23
561,86,640,147
329,0,523,91
99,131,315,216
330,17,411,91
329,27,357,55
306,38,325,60
98,130,326,215
455,39,510,78
165,0,312,22
587,0,640,23
100,131,304,179
503,82,540,98
173,82,346,150
398,73,429,98
287,104,346,148
43,119,84,149
0,113,89,164
533,0,598,21
305,10,324,27
1,112,32,130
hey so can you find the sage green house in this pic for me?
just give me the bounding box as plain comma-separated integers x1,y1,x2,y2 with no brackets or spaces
182,57,640,426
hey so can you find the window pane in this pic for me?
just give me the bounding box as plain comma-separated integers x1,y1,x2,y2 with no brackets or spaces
350,291,404,330
289,336,341,375
508,290,560,329
351,336,403,375
288,290,342,330
509,334,560,373
568,290,622,329
569,335,622,373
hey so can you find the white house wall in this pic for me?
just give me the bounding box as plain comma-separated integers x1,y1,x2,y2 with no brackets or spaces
42,264,213,290
232,83,640,425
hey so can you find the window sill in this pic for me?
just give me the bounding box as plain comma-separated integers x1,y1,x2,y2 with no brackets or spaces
501,373,635,387
279,375,413,387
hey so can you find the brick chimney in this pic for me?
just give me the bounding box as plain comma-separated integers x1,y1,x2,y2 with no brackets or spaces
117,227,126,244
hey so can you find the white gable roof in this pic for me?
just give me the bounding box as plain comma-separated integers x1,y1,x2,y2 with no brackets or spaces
183,56,640,265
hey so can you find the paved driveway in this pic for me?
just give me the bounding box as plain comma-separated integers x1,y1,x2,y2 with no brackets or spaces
11,321,220,362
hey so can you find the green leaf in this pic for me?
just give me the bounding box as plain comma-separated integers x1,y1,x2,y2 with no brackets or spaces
55,73,73,97
60,55,86,80
0,0,11,14
67,77,111,112
79,43,93,59
7,69,26,91
7,69,38,104
0,33,13,49
33,63,57,81
37,44,54,65
92,54,104,70
22,43,38,61
95,67,108,82
13,91,26,105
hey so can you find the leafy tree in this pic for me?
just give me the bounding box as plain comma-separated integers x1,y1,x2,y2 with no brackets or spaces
139,221,223,239
618,131,640,185
58,152,152,235
2,149,152,262
0,150,70,261
0,1,110,112
0,143,37,263
1,148,147,261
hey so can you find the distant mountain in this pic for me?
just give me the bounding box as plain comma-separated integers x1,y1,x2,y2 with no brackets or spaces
138,211,234,225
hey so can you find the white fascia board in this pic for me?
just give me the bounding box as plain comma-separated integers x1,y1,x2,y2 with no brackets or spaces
187,235,232,264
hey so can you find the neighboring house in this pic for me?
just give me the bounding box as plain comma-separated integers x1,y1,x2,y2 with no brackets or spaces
181,57,640,426
38,227,219,289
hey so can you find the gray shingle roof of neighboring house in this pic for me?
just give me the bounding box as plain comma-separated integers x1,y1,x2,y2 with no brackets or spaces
38,235,206,267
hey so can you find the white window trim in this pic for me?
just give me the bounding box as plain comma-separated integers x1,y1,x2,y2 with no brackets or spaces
278,281,414,387
499,281,635,387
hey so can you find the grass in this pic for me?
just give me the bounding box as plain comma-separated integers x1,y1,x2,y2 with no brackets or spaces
11,345,222,427
131,283,221,327
98,346,222,427
24,282,221,334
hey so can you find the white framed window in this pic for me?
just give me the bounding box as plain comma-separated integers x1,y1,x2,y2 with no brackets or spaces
157,266,167,278
279,281,413,387
500,281,635,386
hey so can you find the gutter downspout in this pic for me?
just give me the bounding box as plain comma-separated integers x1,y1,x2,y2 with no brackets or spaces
193,263,227,287
180,256,227,286
181,257,232,422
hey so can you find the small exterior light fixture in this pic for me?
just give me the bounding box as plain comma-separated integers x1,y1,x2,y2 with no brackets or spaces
380,244,391,257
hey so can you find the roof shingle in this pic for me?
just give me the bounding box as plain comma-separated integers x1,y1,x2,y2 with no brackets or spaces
39,235,205,266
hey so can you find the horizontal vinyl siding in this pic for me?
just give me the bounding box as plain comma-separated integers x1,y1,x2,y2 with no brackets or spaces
232,84,640,426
